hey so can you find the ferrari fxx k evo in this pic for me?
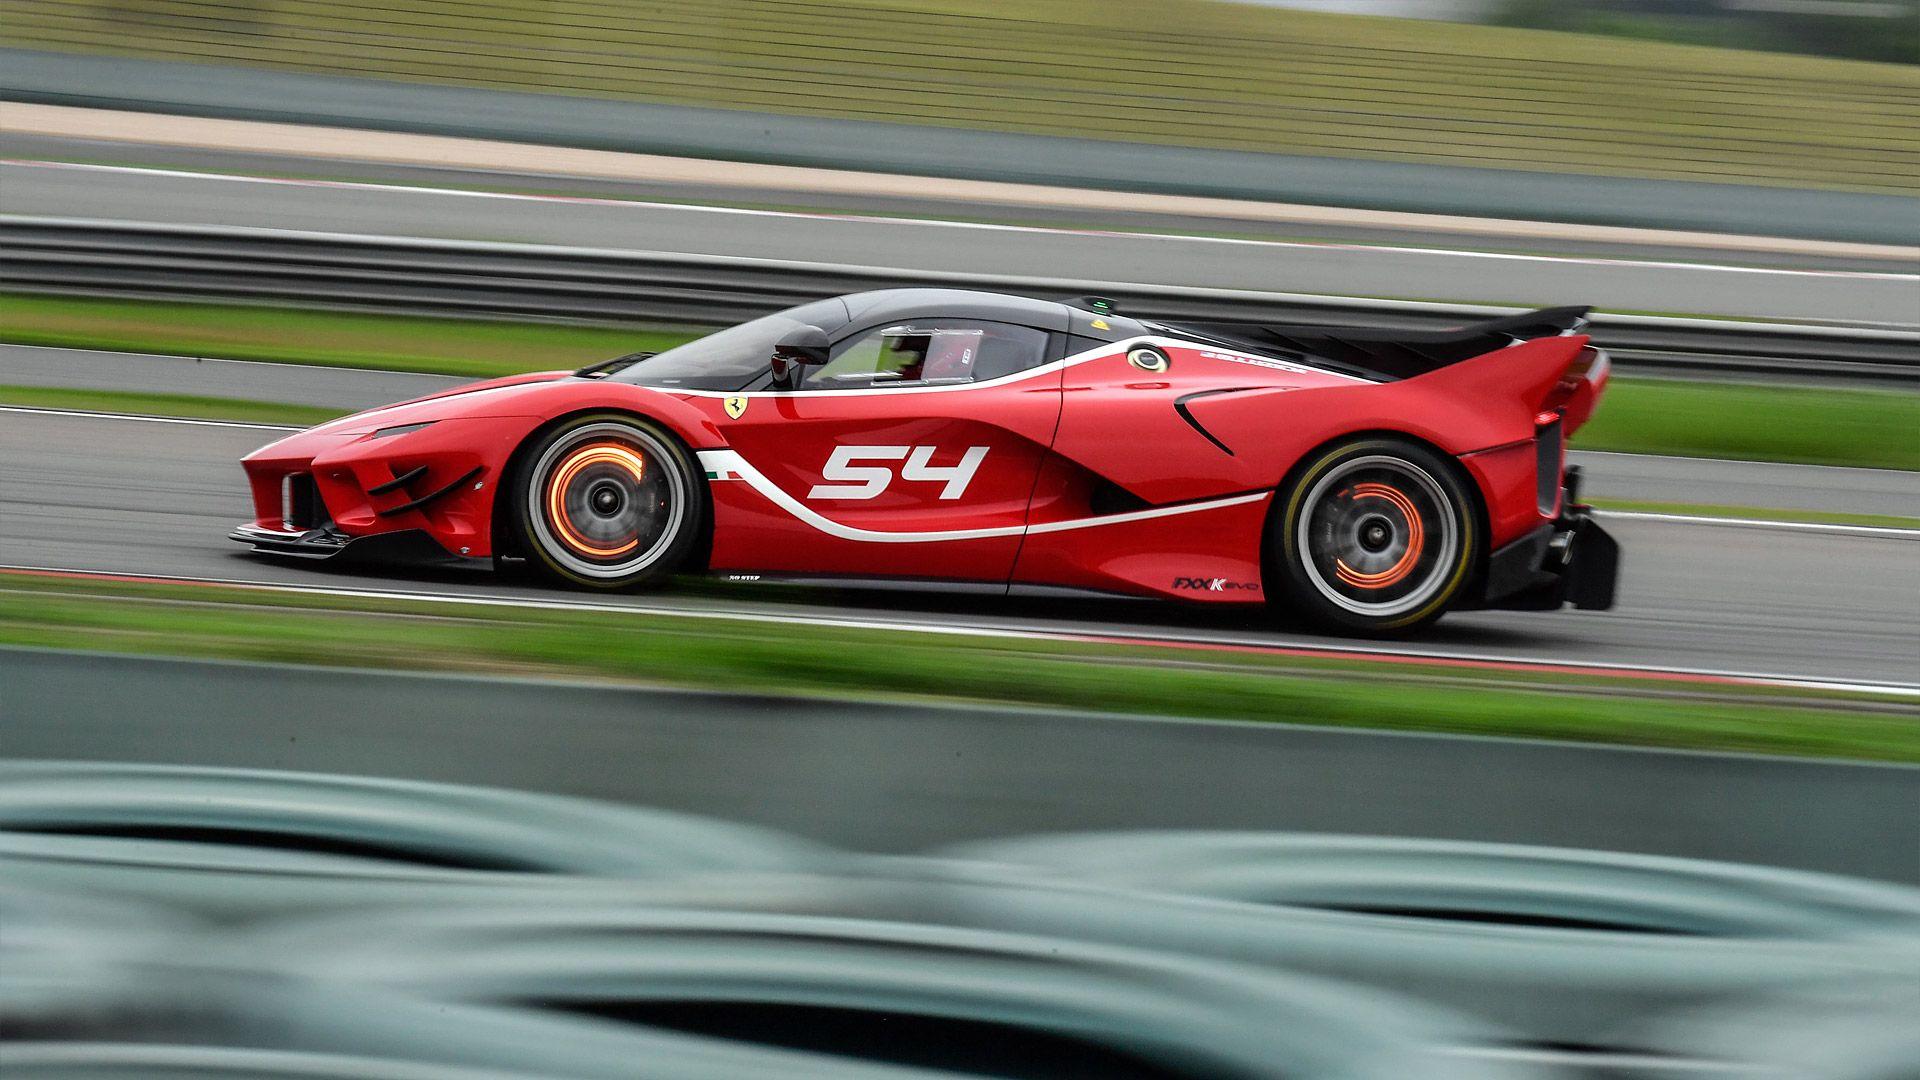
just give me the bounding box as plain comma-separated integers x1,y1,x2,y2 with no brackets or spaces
233,289,1618,635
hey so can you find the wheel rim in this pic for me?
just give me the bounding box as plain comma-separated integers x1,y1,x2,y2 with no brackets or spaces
527,423,685,579
1295,455,1459,618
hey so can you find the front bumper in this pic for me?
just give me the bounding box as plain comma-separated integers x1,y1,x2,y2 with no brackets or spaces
229,522,356,560
1478,504,1621,612
236,416,523,563
229,522,470,565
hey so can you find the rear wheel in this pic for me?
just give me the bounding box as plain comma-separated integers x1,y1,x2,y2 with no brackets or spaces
1271,438,1479,636
509,414,705,589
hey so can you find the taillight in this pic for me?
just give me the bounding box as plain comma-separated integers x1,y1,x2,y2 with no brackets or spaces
1535,415,1564,517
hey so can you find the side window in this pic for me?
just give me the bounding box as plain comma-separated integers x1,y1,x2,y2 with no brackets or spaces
805,320,1048,389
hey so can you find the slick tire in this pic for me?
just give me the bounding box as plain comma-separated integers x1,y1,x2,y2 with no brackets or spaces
508,413,706,590
1270,437,1479,636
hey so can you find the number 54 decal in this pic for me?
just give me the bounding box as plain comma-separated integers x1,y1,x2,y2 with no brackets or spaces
808,445,989,501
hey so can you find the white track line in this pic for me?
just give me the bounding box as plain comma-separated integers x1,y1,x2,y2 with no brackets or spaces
1599,510,1920,539
9,159,1917,284
1573,448,1920,477
0,404,298,431
0,341,466,382
7,564,1917,698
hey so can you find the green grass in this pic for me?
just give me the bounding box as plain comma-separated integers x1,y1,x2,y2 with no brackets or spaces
3,572,1913,763
0,294,694,379
0,385,341,427
1572,378,1920,471
6,293,1915,471
4,0,1914,193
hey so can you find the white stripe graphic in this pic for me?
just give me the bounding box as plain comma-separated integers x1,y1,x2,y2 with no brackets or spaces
697,449,1267,543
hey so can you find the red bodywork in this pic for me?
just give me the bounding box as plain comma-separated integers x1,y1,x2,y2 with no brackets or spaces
239,331,1607,604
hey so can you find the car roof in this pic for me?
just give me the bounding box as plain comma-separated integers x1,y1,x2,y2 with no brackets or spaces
835,289,1142,341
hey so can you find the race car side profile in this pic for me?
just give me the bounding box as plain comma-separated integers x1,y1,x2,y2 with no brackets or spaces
232,289,1619,635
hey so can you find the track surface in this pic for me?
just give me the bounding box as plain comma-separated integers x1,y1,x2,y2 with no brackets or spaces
7,647,1915,880
3,405,1915,687
0,344,458,409
5,160,1917,324
5,132,1906,273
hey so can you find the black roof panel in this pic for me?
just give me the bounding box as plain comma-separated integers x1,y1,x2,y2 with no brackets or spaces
838,289,1074,333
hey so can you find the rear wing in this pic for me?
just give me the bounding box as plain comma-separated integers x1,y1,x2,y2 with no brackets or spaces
1170,306,1592,383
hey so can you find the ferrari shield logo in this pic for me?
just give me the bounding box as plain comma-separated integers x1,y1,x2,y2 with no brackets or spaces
723,396,748,419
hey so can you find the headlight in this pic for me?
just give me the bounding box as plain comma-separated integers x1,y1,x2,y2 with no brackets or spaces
371,421,436,440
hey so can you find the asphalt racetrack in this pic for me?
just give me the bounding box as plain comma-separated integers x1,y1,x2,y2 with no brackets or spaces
2,398,1915,689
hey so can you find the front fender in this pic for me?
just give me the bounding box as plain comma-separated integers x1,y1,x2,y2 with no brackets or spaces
240,379,726,558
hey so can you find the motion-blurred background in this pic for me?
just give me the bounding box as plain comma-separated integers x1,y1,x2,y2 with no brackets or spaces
1,1,1916,1077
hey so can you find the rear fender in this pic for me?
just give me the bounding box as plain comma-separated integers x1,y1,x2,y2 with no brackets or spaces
1405,334,1595,445
1183,335,1590,480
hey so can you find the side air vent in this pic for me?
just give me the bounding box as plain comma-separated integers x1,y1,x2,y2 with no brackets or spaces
1088,479,1151,516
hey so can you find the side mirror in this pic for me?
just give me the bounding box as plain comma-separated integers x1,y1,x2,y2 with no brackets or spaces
770,325,831,388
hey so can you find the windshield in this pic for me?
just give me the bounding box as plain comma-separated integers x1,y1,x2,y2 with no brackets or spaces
611,299,846,391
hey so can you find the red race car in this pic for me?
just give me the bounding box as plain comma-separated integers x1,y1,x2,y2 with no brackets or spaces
233,289,1617,635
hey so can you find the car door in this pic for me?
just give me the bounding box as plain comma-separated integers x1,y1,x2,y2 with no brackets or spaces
705,315,1065,584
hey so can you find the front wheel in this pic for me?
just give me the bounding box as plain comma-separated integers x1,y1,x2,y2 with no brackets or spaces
508,414,705,589
1270,438,1479,636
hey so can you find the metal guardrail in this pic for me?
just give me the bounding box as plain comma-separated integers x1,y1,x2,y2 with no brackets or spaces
3,216,1915,384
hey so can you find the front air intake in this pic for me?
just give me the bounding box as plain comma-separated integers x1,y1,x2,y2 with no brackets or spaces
281,473,329,531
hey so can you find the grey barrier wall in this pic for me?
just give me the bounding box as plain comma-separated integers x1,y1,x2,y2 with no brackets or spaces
2,48,1915,245
4,647,1915,883
3,217,1914,383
